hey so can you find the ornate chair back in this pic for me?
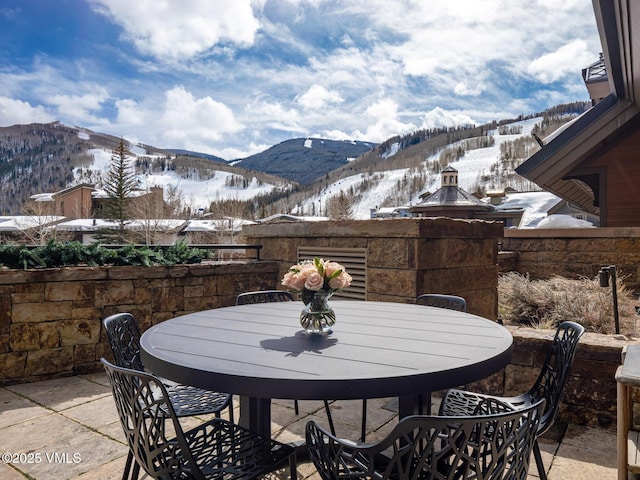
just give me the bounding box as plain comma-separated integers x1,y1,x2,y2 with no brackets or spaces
306,398,545,480
416,293,467,312
102,313,144,371
530,320,585,436
236,289,294,304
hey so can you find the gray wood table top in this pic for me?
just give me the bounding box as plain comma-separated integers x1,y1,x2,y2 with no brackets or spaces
141,301,512,432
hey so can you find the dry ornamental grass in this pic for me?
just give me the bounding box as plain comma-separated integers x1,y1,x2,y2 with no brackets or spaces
498,272,639,336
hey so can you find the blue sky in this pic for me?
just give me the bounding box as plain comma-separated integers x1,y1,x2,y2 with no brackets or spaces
0,0,602,160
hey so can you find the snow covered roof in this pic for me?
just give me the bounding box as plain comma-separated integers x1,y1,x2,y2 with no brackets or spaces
487,191,562,228
184,218,257,232
415,186,493,210
30,193,55,202
258,214,329,223
55,218,188,232
91,189,148,199
0,216,66,231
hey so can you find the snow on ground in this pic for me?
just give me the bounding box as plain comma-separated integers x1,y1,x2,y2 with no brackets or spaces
295,117,546,221
140,171,277,211
76,148,284,212
86,148,113,171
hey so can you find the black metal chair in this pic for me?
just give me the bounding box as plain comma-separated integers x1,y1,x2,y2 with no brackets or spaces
416,293,467,311
439,321,585,480
102,358,297,480
236,290,337,436
236,289,295,304
306,398,545,480
102,313,234,480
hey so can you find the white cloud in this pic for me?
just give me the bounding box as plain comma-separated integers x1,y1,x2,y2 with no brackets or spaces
46,90,109,123
116,99,144,125
421,107,476,129
357,99,417,142
296,85,344,109
89,0,260,61
527,40,594,83
0,97,55,126
454,81,486,97
161,86,242,144
246,99,304,133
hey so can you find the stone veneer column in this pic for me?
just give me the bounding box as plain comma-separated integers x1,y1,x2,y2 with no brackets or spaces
243,217,503,319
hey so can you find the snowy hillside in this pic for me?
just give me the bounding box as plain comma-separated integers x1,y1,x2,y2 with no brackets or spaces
78,148,288,212
72,116,579,227
292,117,546,220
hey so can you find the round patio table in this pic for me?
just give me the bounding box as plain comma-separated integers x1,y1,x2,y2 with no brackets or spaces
140,300,512,437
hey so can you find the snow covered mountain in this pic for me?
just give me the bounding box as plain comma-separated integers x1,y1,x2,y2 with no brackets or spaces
287,117,557,223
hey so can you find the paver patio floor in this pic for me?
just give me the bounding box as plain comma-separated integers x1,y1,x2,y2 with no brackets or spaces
0,373,618,479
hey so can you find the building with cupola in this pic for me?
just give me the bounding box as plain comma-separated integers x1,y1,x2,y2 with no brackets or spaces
409,166,494,219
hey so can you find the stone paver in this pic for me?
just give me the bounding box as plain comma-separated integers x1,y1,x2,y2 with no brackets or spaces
0,373,618,480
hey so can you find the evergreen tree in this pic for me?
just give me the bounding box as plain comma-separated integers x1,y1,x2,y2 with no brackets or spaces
102,138,138,240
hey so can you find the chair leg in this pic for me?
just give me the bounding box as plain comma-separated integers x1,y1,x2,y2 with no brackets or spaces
294,400,299,415
131,460,140,480
289,452,298,480
361,399,367,442
533,439,547,480
323,400,336,436
122,451,134,480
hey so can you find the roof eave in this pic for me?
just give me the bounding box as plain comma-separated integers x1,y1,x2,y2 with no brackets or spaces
514,0,640,214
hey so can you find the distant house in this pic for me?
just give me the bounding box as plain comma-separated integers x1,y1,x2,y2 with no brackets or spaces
30,184,169,220
370,206,411,219
92,186,168,218
30,183,95,219
485,191,599,228
515,1,640,227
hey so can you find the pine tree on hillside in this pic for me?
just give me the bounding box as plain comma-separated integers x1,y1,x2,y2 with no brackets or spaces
101,138,138,241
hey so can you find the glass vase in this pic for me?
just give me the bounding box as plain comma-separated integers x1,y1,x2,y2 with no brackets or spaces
300,291,336,334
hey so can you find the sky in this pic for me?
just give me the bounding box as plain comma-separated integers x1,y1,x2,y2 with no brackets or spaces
0,0,602,160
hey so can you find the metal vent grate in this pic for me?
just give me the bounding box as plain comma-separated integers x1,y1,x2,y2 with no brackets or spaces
297,246,366,300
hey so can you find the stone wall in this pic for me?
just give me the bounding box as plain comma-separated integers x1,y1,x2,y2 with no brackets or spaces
0,261,280,386
244,217,503,320
502,227,640,292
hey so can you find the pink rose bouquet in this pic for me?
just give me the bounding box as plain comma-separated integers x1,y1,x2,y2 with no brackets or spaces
281,257,352,304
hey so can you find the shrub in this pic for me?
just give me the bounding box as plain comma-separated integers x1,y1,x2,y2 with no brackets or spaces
499,271,638,335
0,239,213,270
